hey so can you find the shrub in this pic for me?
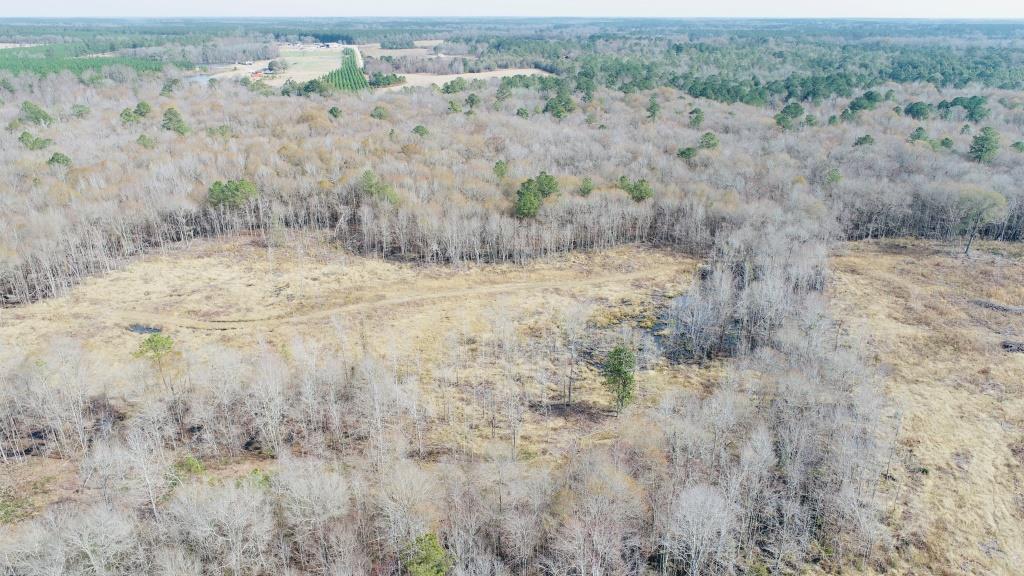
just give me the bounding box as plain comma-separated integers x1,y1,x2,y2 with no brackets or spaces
20,101,52,126
779,102,805,119
368,72,405,88
515,107,529,119
775,102,804,128
441,77,467,94
1012,141,1024,153
774,113,794,130
47,152,71,167
173,455,205,478
134,333,174,365
493,160,508,180
646,94,660,119
404,533,453,576
159,78,180,97
328,106,342,118
908,127,928,142
603,345,636,412
578,177,594,196
853,134,874,147
161,108,189,135
535,171,558,198
360,170,398,203
302,78,332,96
543,91,576,118
206,125,232,139
370,106,388,120
688,107,704,128
904,101,932,120
18,131,51,150
137,134,156,149
698,132,719,150
618,176,653,202
120,107,139,125
208,179,258,208
412,125,429,137
514,179,543,218
677,147,698,160
134,101,152,117
968,127,1000,163
70,104,90,119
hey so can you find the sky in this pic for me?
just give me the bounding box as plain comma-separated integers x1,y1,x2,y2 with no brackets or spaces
2,0,1023,19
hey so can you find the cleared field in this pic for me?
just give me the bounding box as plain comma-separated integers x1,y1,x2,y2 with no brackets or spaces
270,45,363,86
0,236,708,524
360,43,435,59
0,236,697,419
4,237,1021,575
199,44,363,87
360,39,458,59
380,68,554,91
832,240,1024,575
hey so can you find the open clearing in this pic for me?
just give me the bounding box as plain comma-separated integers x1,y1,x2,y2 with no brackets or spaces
193,41,547,90
0,236,711,486
381,68,553,90
199,44,360,87
3,237,1022,575
0,237,695,399
360,42,437,59
360,39,466,60
832,240,1024,575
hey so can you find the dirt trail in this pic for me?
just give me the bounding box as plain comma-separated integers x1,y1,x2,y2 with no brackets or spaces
104,269,658,331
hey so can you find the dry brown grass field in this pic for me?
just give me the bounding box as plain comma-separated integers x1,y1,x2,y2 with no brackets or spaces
3,16,1024,575
832,240,1024,575
2,235,1022,574
0,236,700,452
360,41,442,59
380,68,554,90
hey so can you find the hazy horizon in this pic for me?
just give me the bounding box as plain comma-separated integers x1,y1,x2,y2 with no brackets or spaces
4,0,1023,20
